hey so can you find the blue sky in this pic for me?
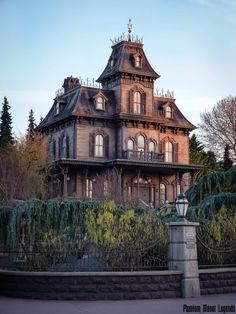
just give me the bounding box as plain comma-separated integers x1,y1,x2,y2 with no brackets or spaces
0,0,235,135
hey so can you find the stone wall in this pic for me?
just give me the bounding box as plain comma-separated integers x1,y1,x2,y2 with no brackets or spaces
199,268,236,295
0,270,182,300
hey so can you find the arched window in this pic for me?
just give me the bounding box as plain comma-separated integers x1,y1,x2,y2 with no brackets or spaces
127,139,134,151
134,92,141,114
165,106,172,118
96,97,105,110
135,55,141,67
95,134,104,157
160,183,166,204
137,135,145,152
148,141,155,152
165,141,173,162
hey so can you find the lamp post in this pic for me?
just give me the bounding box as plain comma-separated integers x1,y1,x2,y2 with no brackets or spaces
176,193,189,220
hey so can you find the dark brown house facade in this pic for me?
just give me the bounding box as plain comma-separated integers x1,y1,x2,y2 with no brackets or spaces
37,33,202,207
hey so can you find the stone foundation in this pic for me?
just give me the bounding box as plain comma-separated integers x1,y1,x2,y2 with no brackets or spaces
199,268,236,295
0,270,182,300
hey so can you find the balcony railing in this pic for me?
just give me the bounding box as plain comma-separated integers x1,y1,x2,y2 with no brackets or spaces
122,150,164,162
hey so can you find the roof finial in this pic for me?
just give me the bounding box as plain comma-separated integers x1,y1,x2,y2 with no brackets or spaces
127,18,132,41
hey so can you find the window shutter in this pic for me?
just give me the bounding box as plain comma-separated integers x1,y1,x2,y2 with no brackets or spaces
66,136,70,158
174,143,178,162
58,138,61,158
104,135,109,158
142,93,146,114
158,143,162,152
89,133,95,157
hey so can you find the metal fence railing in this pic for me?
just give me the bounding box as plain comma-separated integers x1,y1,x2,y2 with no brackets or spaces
197,234,236,269
0,241,168,272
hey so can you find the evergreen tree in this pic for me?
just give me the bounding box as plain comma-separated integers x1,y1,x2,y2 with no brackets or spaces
0,97,13,149
189,134,219,180
222,144,233,171
26,109,37,140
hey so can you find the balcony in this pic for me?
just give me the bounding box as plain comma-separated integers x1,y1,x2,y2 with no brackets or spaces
122,150,164,162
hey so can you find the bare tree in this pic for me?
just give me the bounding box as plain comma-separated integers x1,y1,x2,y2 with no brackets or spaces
93,168,122,203
0,133,51,204
198,96,236,162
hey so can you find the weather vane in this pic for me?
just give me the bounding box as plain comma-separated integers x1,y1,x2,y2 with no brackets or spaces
127,18,132,41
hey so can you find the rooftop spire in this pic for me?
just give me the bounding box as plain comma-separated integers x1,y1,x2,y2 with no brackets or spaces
127,18,132,41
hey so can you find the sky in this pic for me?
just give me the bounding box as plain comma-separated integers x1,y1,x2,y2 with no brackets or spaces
0,0,236,136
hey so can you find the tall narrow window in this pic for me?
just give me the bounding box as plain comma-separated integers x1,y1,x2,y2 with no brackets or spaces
58,138,61,158
165,106,172,118
135,55,141,67
165,141,173,162
95,134,104,157
148,141,155,152
127,139,134,151
104,180,109,198
96,97,104,110
134,92,141,114
160,183,166,204
85,179,93,199
138,135,145,160
55,102,60,115
62,136,66,158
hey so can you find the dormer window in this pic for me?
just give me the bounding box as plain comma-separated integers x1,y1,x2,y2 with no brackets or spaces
96,97,105,110
110,59,114,67
135,55,141,67
94,93,108,111
165,106,173,118
55,102,60,115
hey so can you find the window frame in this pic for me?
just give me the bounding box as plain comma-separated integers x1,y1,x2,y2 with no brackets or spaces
165,141,173,162
85,179,93,199
134,91,141,114
159,183,166,204
95,134,104,157
165,106,172,118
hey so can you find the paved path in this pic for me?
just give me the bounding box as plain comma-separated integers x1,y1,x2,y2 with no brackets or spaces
0,294,236,314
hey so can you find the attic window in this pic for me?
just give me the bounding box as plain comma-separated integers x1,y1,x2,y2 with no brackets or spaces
96,96,105,110
55,102,60,115
165,106,173,118
135,55,142,68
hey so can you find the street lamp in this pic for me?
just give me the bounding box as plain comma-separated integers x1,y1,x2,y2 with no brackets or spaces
176,193,189,220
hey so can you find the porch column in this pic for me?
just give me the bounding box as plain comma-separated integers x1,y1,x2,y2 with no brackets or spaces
63,166,68,199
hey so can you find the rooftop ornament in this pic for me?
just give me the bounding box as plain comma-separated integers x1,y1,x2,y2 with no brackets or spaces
110,19,143,46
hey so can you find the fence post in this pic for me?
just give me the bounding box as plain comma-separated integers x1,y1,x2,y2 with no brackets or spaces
167,221,200,297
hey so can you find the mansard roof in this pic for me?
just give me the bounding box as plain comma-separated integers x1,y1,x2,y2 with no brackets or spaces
97,40,160,83
154,97,196,130
37,86,116,129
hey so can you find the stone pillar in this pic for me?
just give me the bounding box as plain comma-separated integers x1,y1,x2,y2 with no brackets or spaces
167,221,200,298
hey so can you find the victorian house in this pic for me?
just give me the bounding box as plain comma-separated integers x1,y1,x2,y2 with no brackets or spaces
37,27,202,207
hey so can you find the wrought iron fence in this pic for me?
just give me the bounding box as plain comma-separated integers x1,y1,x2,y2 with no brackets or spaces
197,233,236,269
0,241,168,272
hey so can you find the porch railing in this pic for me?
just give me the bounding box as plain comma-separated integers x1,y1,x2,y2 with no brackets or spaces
122,150,164,162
